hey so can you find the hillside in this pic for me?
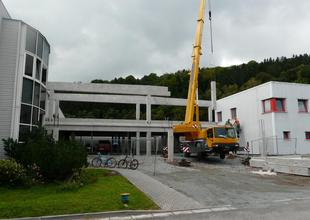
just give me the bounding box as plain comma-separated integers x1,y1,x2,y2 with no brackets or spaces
61,54,310,121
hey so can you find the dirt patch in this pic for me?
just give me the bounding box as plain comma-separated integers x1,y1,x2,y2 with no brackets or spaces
104,170,120,177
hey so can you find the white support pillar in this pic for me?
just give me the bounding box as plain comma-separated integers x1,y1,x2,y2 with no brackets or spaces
211,81,217,111
136,103,140,120
146,131,152,157
53,99,60,141
146,95,151,124
167,129,174,162
136,132,140,156
208,107,213,122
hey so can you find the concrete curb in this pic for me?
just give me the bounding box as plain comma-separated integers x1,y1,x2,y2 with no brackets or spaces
8,206,237,220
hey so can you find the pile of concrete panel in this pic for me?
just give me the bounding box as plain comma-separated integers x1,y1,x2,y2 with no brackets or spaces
250,156,310,176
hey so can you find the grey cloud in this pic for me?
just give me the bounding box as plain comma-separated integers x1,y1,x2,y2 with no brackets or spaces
3,0,310,82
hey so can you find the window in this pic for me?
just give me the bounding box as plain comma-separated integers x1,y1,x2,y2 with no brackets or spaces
35,59,41,80
24,54,34,77
32,107,39,125
217,112,222,122
306,132,310,140
21,78,33,104
40,87,46,110
298,99,308,112
43,40,50,65
42,68,47,84
19,125,30,142
231,108,237,119
263,98,286,113
33,82,40,107
263,99,271,112
20,104,32,124
207,129,213,138
283,131,290,140
26,28,37,54
37,34,43,58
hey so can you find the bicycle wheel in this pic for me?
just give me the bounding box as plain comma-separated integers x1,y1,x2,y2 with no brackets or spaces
91,157,102,167
106,157,117,168
129,159,139,170
118,159,128,169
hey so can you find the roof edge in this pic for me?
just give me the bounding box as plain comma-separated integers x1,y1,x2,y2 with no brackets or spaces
0,0,11,19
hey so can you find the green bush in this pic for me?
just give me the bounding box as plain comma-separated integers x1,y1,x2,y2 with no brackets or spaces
0,160,27,186
58,169,98,191
2,128,87,181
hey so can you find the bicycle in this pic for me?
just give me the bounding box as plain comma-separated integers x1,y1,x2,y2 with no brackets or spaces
91,153,117,168
118,155,139,170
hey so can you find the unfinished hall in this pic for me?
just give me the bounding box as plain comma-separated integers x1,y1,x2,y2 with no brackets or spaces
45,82,216,156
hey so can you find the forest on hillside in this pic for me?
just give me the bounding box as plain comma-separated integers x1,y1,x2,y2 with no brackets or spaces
60,54,310,121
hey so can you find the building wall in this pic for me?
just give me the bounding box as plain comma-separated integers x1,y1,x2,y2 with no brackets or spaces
271,82,310,154
217,81,310,155
0,19,20,157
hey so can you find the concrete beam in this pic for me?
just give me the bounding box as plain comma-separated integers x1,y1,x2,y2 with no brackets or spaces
167,129,174,162
47,82,171,97
53,93,212,107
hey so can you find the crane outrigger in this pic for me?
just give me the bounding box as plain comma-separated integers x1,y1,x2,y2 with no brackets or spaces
173,0,239,159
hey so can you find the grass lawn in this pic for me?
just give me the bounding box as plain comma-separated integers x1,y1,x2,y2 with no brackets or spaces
0,169,158,219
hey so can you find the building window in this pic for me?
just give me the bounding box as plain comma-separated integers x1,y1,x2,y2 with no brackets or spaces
263,98,286,113
24,54,34,77
306,132,310,140
20,104,32,124
231,108,237,119
32,107,39,125
33,82,40,107
35,59,41,80
217,112,222,122
21,78,33,104
283,131,290,140
19,125,30,142
26,27,37,54
40,87,46,110
37,34,43,58
43,40,50,65
42,68,47,85
298,99,308,113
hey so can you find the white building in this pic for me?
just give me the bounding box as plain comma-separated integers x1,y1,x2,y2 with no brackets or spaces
0,1,50,157
216,81,310,155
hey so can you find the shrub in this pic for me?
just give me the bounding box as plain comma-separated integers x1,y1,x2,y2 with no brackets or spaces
2,138,21,159
2,127,87,181
0,160,27,186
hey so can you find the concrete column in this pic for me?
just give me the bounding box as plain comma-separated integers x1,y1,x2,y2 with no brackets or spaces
146,131,152,156
136,132,140,156
52,128,59,141
136,103,140,120
167,129,174,162
146,95,151,124
208,107,213,122
211,81,217,111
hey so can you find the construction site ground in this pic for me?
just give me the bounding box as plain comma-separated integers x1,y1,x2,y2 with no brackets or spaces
135,155,310,211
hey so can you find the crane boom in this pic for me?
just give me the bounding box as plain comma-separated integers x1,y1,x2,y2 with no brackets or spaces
174,0,206,137
185,0,205,124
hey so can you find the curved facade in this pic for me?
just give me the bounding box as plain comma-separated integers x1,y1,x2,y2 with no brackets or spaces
0,2,50,157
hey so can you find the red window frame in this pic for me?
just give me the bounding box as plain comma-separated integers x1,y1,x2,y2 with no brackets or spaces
263,98,286,113
283,131,290,140
298,99,308,113
306,132,310,140
217,112,222,122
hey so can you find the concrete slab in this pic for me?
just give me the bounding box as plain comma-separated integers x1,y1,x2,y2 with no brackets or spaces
250,156,310,176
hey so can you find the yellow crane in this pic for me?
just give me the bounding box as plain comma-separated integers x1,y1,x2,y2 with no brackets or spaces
173,0,239,159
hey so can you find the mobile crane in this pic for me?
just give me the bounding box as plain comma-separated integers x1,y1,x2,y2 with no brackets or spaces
173,0,239,159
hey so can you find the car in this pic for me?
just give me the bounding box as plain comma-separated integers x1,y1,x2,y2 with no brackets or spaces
96,140,112,154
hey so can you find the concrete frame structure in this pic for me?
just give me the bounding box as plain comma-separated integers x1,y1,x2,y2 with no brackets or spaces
45,82,216,160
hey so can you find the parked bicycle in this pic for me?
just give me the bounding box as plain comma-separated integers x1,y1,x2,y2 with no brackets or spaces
91,153,117,168
118,155,139,170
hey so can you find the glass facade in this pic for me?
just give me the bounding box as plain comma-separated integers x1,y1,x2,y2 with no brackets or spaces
19,26,50,141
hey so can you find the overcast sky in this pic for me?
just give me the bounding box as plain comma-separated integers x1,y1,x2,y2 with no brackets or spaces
3,0,310,82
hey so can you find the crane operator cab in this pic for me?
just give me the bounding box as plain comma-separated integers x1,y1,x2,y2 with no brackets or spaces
205,126,240,159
